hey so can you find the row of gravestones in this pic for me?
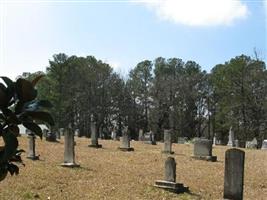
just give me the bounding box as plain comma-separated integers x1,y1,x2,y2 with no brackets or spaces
215,127,267,149
155,148,245,200
26,127,247,199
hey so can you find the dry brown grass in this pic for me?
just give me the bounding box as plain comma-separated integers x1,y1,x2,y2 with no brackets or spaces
0,136,266,200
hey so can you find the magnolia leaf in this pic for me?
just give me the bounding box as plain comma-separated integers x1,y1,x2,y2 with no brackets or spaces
23,100,53,111
7,163,19,176
15,78,37,102
32,75,45,87
8,125,20,137
0,83,8,108
22,122,43,139
1,77,13,88
0,129,19,163
24,111,55,126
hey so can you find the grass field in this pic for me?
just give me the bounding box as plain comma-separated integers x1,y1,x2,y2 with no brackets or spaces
0,135,266,200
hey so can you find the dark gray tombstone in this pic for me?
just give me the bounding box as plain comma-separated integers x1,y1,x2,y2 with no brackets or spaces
27,134,39,160
138,129,144,141
261,140,267,150
191,138,217,162
223,148,245,200
118,127,134,151
61,128,80,167
227,127,234,147
154,157,188,193
162,129,174,154
45,131,57,142
88,116,102,148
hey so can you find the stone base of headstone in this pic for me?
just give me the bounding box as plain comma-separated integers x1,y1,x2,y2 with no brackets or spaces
118,147,134,151
162,150,174,154
154,180,188,193
60,162,80,168
88,144,102,148
191,155,217,162
26,155,40,160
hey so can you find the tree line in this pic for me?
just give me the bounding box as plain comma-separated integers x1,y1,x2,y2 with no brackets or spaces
20,53,267,144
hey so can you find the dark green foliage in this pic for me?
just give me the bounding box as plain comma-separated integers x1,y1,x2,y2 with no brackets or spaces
0,76,54,181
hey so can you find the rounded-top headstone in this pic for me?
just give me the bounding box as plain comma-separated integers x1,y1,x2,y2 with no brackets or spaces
165,157,176,182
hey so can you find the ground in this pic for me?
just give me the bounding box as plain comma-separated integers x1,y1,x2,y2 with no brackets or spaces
0,136,266,200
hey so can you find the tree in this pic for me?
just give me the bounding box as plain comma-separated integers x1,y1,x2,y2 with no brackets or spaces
0,76,54,181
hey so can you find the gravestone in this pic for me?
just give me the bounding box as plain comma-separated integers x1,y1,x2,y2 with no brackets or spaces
56,130,61,140
154,157,188,193
118,127,134,151
162,129,174,154
223,148,245,200
59,128,64,136
74,129,80,137
261,140,267,150
227,127,234,147
27,133,39,160
144,131,156,145
45,131,57,142
111,130,117,141
191,138,217,162
234,139,239,147
138,129,144,141
88,115,102,148
177,137,187,144
245,137,257,149
61,128,80,167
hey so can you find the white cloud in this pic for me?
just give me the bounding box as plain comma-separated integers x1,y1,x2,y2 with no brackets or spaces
142,0,249,26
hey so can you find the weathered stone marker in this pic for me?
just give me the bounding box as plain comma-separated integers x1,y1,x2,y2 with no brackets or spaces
144,131,156,145
118,127,134,151
177,137,187,144
246,137,257,149
261,139,267,150
154,157,188,193
227,127,234,147
61,128,80,167
138,129,144,141
191,138,217,162
162,129,174,154
223,148,245,200
27,133,39,160
88,115,102,148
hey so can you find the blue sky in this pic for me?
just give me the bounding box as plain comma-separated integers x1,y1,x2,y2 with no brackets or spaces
0,0,266,79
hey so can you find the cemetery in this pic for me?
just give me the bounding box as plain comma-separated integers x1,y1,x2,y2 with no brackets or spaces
0,1,266,200
0,133,266,200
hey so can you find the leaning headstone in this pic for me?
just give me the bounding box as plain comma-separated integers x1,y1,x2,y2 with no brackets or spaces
246,137,257,149
118,127,134,151
227,127,234,147
261,140,267,150
138,129,144,141
88,116,102,148
191,138,217,162
223,148,245,200
154,157,188,193
27,133,39,160
162,129,174,154
61,128,80,167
